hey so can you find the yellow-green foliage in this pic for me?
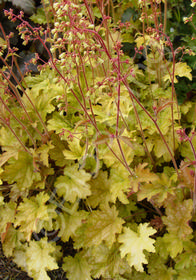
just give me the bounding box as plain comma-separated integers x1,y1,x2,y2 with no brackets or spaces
0,0,195,279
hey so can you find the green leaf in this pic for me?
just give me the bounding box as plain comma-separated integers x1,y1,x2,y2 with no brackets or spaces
175,242,196,270
146,254,177,280
161,233,184,258
176,266,196,280
63,253,91,280
117,199,141,222
79,153,98,173
54,165,91,203
30,7,47,24
118,223,156,272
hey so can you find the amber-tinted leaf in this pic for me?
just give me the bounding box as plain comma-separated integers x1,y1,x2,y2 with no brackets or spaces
83,204,124,248
63,253,91,280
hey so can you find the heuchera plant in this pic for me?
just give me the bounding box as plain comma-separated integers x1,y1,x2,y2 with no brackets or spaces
0,0,196,279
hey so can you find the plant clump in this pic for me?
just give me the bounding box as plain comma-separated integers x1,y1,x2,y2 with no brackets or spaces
0,0,196,279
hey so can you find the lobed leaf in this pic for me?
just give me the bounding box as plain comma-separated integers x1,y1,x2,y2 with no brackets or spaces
118,223,156,272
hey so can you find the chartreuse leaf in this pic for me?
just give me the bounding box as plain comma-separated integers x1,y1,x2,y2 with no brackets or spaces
74,204,124,249
85,204,124,248
0,201,16,239
55,203,87,242
1,151,41,191
88,171,111,207
85,242,132,279
137,169,177,204
0,167,3,185
0,194,4,205
63,137,86,160
13,238,61,280
79,153,98,173
54,165,91,203
157,106,179,135
109,165,130,204
35,141,54,167
0,150,18,169
175,241,196,270
63,252,91,280
26,238,60,280
0,126,21,153
174,242,196,278
133,109,156,134
160,199,193,258
2,225,24,257
130,163,158,192
30,7,47,24
176,267,196,280
180,101,196,125
163,62,192,83
118,223,156,272
180,101,192,116
14,192,50,241
47,111,73,134
152,129,178,162
180,135,196,161
0,36,7,54
99,138,135,168
49,134,68,166
13,244,28,272
22,70,64,120
34,203,58,234
161,233,184,258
